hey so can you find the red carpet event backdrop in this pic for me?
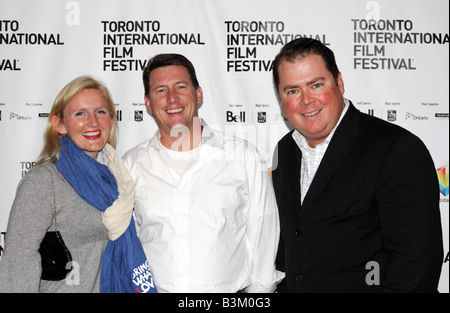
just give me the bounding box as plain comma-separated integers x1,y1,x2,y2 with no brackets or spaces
0,0,448,292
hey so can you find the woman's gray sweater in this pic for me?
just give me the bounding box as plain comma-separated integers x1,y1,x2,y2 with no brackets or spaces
0,163,109,292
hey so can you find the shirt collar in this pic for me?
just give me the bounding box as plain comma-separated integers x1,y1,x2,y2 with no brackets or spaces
292,98,350,151
148,118,221,151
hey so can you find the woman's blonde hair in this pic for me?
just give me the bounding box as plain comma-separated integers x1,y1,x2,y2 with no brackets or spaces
36,76,117,165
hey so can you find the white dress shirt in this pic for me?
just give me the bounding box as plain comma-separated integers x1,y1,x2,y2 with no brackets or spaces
292,99,349,203
122,121,284,293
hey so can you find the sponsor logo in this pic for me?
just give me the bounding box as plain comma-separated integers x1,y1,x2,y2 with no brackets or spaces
257,112,266,123
437,163,449,197
116,110,122,122
226,111,246,123
10,112,32,120
435,113,449,120
134,110,144,122
405,112,428,120
387,110,397,121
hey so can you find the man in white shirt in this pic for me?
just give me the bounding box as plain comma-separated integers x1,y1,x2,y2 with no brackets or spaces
122,53,284,293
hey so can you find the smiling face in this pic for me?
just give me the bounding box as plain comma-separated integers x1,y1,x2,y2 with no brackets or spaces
53,88,114,158
277,54,346,148
145,65,203,148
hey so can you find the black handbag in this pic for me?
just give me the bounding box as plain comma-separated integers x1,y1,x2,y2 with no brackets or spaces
38,167,73,281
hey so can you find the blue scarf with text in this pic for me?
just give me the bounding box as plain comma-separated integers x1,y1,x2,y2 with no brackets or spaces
55,136,157,293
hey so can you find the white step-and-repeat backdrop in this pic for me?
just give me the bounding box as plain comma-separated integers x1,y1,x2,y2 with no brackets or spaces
1,0,448,292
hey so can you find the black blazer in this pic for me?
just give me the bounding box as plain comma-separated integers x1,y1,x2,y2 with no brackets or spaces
272,102,443,292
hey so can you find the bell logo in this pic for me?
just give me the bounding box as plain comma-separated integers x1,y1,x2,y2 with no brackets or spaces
437,163,449,197
226,111,246,123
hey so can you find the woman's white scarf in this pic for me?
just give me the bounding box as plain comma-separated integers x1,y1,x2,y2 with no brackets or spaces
98,144,134,241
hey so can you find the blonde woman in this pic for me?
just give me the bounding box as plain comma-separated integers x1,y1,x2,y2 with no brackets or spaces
0,76,156,293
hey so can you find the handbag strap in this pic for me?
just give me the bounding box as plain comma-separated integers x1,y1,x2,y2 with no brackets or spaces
51,170,57,232
45,164,58,232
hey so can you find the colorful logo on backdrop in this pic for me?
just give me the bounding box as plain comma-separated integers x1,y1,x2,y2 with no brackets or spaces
437,163,449,197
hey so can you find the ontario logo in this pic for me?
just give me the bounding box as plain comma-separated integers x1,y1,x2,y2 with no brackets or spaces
437,163,449,197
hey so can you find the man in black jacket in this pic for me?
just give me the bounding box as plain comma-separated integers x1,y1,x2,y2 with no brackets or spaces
272,38,443,292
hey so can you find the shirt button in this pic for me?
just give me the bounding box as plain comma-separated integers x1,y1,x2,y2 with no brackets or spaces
296,274,304,282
